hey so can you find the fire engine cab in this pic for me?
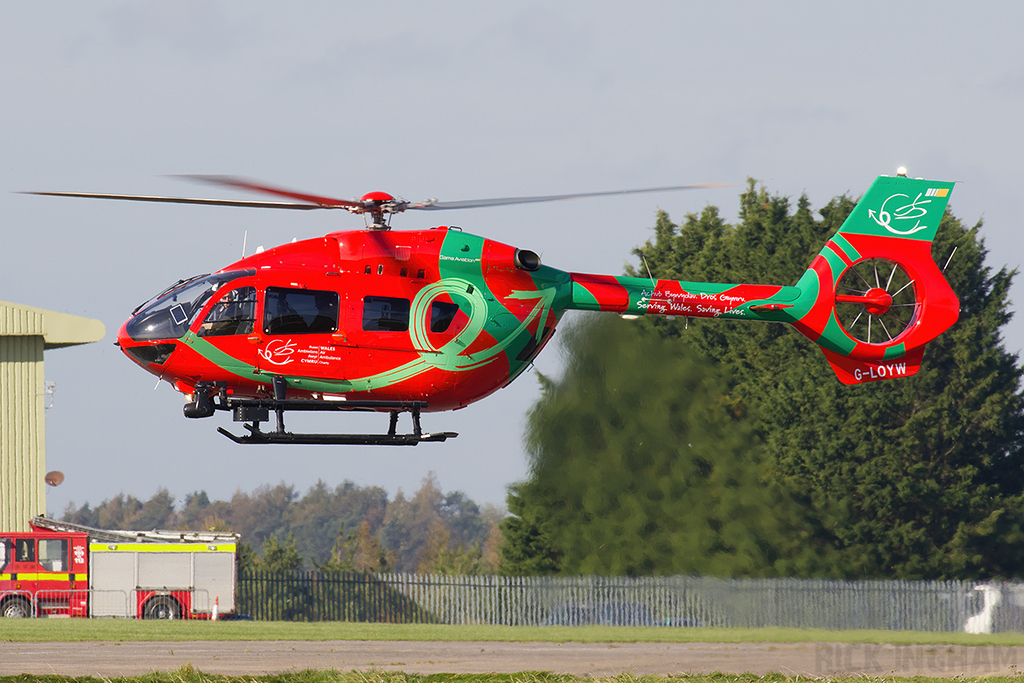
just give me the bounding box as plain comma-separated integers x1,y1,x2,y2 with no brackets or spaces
0,517,237,619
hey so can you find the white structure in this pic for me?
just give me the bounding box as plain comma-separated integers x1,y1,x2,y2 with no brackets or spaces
964,584,1003,634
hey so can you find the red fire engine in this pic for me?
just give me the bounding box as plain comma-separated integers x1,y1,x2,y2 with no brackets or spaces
0,517,237,619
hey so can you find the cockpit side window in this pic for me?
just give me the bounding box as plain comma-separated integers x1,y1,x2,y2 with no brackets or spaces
264,287,339,335
125,270,255,342
198,286,257,337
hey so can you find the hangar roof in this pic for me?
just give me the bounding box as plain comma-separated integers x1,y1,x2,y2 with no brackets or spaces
0,300,105,348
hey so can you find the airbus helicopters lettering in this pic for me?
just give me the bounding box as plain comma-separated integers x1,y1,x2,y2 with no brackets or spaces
31,170,959,445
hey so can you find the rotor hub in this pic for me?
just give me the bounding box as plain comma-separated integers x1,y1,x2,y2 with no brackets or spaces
836,286,893,316
860,287,893,316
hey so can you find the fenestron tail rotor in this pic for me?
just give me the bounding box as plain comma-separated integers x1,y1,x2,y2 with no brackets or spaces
25,177,732,230
834,258,920,345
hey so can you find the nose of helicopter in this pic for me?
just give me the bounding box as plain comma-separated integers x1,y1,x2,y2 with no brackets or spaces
116,317,177,369
115,318,136,354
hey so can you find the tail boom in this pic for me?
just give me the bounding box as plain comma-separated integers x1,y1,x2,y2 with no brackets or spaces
568,272,802,321
564,174,959,385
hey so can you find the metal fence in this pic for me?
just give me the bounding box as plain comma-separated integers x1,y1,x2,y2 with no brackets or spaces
236,571,1024,633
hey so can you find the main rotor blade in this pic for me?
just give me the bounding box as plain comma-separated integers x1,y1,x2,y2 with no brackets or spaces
23,191,329,210
178,175,363,209
27,179,735,216
406,183,734,211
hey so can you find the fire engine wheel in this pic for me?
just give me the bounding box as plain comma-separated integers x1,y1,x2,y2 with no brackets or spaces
2,597,32,618
144,596,181,620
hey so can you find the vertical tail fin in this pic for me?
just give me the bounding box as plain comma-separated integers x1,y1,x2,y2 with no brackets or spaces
791,173,959,384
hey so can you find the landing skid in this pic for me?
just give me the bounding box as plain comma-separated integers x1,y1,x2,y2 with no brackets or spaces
193,378,458,446
217,424,456,446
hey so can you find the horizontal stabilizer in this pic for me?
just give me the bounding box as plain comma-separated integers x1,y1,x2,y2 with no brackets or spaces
821,346,925,385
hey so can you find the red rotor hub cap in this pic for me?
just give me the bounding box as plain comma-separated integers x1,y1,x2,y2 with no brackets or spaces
836,287,893,316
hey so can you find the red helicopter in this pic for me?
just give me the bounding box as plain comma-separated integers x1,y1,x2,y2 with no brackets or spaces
32,170,959,445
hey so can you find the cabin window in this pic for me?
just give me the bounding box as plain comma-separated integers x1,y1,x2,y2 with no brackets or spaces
38,539,68,572
362,296,410,332
15,538,35,563
430,301,460,333
264,287,339,335
198,286,257,337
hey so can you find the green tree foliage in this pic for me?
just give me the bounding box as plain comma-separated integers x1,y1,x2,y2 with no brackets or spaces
236,542,258,574
62,488,177,531
379,476,444,572
506,181,1024,580
316,520,396,573
261,532,303,571
416,520,498,575
499,484,564,576
61,475,503,574
502,314,832,577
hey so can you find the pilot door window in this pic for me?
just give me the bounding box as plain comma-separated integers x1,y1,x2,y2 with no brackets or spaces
197,286,257,337
264,287,339,335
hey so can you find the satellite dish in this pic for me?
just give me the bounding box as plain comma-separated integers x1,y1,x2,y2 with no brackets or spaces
45,471,64,487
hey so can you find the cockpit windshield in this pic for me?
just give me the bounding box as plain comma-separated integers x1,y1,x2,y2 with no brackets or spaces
125,270,255,341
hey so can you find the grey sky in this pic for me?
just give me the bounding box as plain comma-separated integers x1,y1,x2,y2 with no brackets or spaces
3,2,1021,517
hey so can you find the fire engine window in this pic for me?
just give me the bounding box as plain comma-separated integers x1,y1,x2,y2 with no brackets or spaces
198,286,257,337
264,287,339,335
15,538,35,563
363,296,410,332
0,538,11,571
38,539,68,572
430,301,460,333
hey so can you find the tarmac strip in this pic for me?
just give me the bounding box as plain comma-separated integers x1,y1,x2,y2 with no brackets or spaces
3,640,1023,678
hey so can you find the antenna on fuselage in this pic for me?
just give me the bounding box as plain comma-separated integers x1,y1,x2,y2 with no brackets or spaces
942,247,958,273
641,252,656,287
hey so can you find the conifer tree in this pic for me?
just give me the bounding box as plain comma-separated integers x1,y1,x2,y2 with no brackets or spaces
638,185,1024,579
506,181,1024,579
502,314,836,577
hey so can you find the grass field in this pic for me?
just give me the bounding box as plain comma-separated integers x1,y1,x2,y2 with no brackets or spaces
4,620,1024,647
2,669,1024,683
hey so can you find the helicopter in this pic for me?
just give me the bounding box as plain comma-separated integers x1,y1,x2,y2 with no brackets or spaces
30,169,959,445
